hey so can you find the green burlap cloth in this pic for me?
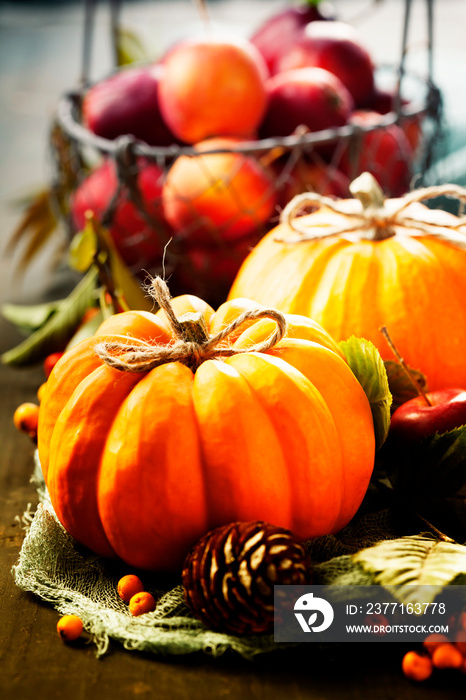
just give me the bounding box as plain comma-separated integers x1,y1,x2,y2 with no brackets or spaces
12,454,399,658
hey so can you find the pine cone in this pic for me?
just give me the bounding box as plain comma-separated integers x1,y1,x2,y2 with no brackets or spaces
182,520,311,635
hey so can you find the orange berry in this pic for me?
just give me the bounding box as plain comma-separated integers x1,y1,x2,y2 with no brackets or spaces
129,591,156,617
43,351,64,379
57,614,83,642
422,633,450,655
13,402,40,441
431,642,463,669
455,629,466,655
117,574,144,603
401,651,433,682
37,382,47,403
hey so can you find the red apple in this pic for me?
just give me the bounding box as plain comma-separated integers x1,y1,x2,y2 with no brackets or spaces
162,137,277,247
71,158,172,271
158,37,269,144
250,1,336,75
171,234,258,307
389,388,466,446
361,87,423,153
339,109,413,197
82,64,176,146
272,157,350,209
276,21,374,107
259,66,353,139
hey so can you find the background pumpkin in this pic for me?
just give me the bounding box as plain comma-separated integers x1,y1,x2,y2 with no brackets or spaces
37,279,375,572
228,173,466,392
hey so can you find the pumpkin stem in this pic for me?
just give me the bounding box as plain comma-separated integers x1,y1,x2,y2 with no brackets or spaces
178,312,210,345
349,173,396,242
379,326,432,406
349,172,385,210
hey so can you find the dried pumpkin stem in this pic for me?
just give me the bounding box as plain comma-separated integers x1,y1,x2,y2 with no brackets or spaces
96,276,288,373
150,276,189,342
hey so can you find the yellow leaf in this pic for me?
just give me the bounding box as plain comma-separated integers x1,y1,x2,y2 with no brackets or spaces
115,26,149,67
6,189,59,269
90,215,153,312
68,221,98,273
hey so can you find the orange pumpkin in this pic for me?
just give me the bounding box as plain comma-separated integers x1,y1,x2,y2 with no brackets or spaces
229,173,466,392
37,278,375,572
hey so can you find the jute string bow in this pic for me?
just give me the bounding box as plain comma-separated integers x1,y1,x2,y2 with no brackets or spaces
96,276,287,373
278,172,466,248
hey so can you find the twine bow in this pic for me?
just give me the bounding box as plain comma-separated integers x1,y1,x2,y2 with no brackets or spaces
278,172,466,249
95,276,287,373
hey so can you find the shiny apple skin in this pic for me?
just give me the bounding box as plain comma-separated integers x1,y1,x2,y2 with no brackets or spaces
82,64,175,146
389,388,466,444
276,21,374,106
158,38,269,144
259,66,353,139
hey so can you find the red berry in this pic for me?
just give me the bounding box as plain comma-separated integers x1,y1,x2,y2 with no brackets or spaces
43,352,64,378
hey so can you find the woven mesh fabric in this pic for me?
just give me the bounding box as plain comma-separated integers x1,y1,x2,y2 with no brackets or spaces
12,454,398,658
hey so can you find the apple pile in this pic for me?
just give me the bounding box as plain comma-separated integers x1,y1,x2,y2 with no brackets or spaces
71,1,421,303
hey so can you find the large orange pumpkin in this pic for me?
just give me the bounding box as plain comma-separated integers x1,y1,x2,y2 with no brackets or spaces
37,278,375,572
229,173,466,392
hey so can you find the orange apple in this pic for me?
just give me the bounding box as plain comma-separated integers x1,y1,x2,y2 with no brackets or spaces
162,137,277,246
158,37,269,144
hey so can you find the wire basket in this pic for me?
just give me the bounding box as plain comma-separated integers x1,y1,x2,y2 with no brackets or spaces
50,0,443,307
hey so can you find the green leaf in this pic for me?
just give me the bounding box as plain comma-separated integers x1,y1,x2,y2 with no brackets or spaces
384,359,428,412
68,222,98,273
115,27,149,67
339,336,392,450
1,266,98,366
1,299,62,333
354,534,466,603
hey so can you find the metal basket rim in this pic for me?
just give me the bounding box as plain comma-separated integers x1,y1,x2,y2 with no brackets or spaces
55,66,436,164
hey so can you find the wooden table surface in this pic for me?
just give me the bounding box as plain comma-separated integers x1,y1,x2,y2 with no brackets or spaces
1,1,466,697
1,321,465,698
